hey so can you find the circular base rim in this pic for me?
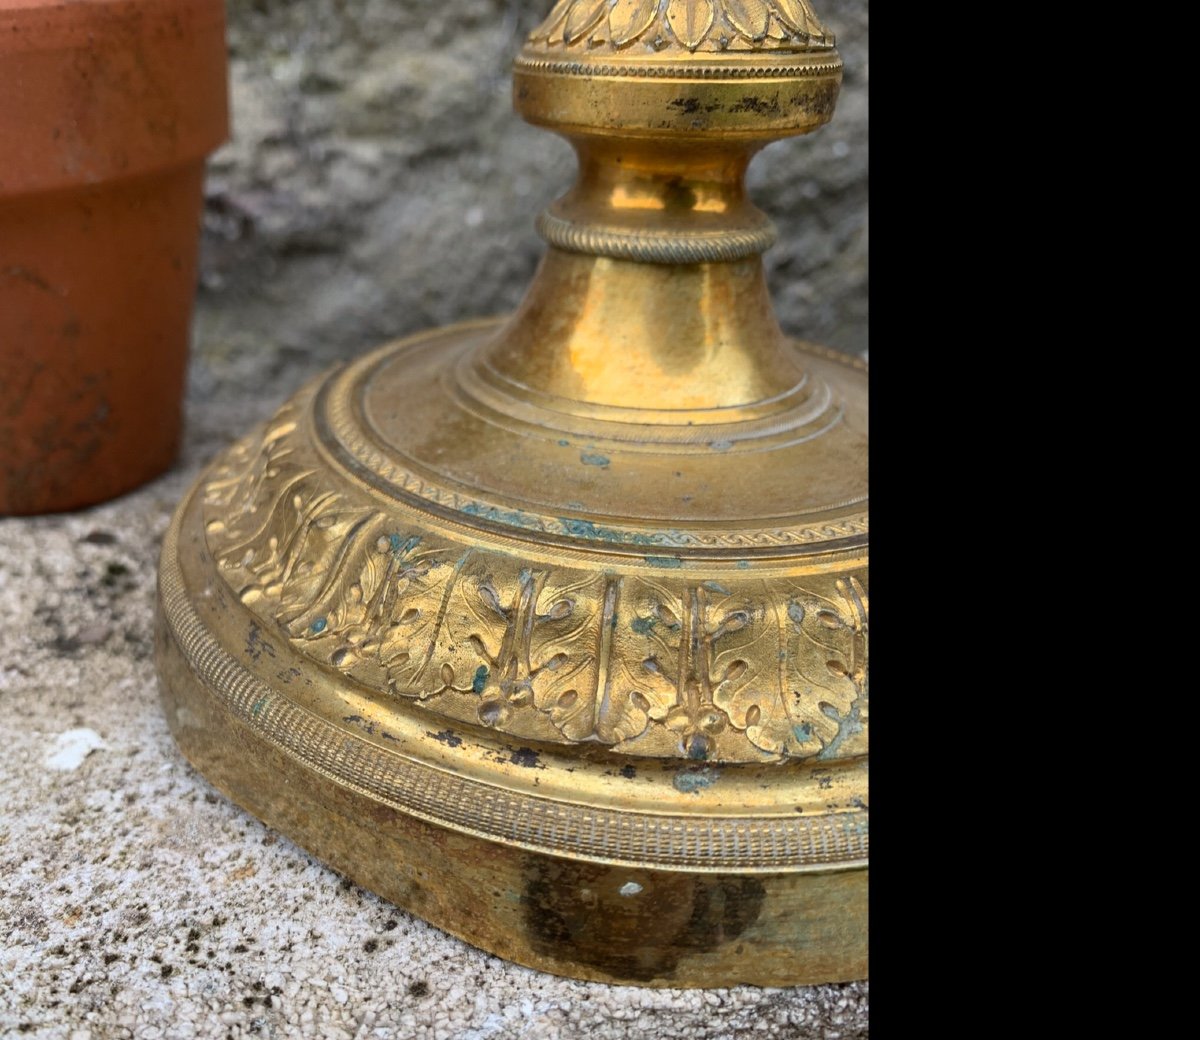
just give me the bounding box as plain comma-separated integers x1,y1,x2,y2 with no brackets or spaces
156,605,868,987
153,315,868,986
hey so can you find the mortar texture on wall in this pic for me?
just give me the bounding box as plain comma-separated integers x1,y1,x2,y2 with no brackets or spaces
193,0,868,405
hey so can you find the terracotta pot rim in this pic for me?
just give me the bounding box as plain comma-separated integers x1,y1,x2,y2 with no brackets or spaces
0,154,216,206
0,0,225,50
0,0,229,197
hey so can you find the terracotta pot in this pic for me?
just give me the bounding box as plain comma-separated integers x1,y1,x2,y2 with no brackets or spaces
0,0,229,515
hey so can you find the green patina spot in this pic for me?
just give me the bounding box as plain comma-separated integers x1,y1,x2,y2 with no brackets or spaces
460,503,539,531
630,616,657,635
703,581,731,595
580,451,610,468
251,697,267,717
644,555,683,569
310,617,327,634
472,665,489,695
557,439,570,447
793,723,813,743
389,533,420,556
559,517,656,546
673,767,720,795
816,702,864,762
735,560,751,569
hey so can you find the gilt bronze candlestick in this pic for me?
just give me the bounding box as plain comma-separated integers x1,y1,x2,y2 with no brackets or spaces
156,0,867,987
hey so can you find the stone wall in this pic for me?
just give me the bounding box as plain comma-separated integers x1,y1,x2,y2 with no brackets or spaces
194,0,867,399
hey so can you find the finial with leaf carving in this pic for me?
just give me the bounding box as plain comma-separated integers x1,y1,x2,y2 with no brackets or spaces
530,0,834,54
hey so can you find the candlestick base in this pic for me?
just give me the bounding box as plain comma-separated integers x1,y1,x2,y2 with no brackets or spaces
157,0,867,986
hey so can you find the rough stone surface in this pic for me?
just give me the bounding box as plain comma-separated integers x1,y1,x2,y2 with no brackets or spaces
2,2,868,1035
196,0,868,405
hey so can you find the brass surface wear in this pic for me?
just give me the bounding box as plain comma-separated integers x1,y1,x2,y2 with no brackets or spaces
156,0,867,987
